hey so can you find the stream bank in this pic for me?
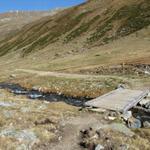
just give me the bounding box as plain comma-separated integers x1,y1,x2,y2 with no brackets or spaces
0,82,90,107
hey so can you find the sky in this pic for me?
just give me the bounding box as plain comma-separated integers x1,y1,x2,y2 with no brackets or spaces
0,0,86,13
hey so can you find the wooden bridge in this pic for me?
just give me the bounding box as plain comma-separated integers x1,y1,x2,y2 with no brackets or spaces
85,88,149,113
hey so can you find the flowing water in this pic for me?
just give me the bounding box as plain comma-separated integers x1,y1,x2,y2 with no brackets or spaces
0,82,90,107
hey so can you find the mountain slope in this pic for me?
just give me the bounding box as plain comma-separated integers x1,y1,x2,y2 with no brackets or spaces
0,0,149,57
0,9,62,41
0,0,149,74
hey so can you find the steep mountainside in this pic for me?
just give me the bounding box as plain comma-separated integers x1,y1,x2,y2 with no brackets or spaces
0,0,149,74
0,0,149,57
0,9,62,41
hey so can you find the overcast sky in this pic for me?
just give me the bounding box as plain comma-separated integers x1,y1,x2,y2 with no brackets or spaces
0,0,85,13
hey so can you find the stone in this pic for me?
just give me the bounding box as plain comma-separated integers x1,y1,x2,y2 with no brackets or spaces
108,111,119,117
12,89,27,94
119,144,129,150
148,93,150,98
32,86,40,91
10,74,17,78
107,116,116,121
143,121,150,128
139,98,150,106
28,93,43,99
127,118,141,129
144,71,150,75
89,108,106,113
0,128,37,148
145,102,150,109
122,111,132,121
95,144,104,150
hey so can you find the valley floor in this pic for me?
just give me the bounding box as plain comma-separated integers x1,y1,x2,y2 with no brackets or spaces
0,0,150,148
0,30,149,150
0,86,150,150
0,64,149,150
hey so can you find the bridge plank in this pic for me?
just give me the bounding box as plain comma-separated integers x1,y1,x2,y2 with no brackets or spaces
85,88,149,113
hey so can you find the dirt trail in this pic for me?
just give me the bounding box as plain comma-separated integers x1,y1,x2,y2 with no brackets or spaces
15,69,150,91
16,69,103,79
15,69,125,80
48,113,102,150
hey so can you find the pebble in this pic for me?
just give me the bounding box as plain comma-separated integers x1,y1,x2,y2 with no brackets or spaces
95,144,104,150
143,121,150,128
127,118,141,129
107,116,116,121
139,98,150,106
122,111,132,121
119,144,129,150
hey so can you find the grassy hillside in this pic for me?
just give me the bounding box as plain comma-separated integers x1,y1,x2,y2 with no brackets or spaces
0,10,61,42
0,0,149,81
0,0,149,57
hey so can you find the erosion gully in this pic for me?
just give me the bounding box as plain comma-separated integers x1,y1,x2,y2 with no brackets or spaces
0,82,91,107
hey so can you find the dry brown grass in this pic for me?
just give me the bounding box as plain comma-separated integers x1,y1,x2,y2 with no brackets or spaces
0,89,78,149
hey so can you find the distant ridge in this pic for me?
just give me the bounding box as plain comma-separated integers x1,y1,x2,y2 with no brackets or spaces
0,9,62,41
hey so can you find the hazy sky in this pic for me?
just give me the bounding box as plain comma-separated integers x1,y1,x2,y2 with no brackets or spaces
0,0,86,13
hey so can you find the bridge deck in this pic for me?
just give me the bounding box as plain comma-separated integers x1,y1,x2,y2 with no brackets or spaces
85,88,149,113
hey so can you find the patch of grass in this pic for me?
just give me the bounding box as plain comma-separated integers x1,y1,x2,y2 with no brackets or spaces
112,1,150,36
87,20,113,43
116,4,150,36
87,1,150,44
0,89,78,149
22,11,92,56
64,15,100,42
12,73,125,98
134,129,150,142
0,10,92,56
